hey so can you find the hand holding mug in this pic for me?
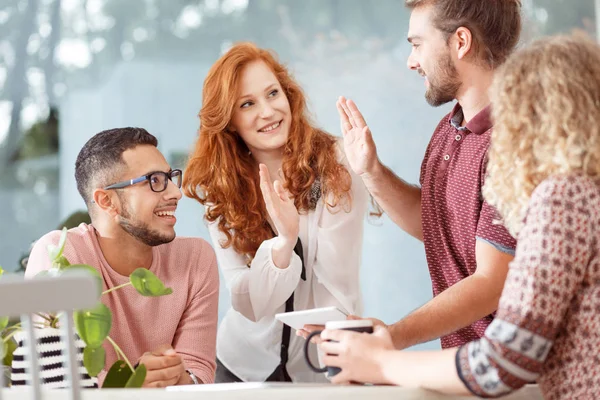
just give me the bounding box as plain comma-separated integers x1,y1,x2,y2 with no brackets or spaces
319,324,394,385
303,320,374,378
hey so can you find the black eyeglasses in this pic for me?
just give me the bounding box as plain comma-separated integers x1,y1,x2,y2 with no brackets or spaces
104,169,182,193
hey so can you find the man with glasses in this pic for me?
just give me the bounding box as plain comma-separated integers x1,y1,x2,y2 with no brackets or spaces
25,127,219,387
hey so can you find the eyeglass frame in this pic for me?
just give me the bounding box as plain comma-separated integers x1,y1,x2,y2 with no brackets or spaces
103,169,183,193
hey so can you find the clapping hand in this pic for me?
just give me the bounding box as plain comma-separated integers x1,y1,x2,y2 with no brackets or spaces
259,164,299,268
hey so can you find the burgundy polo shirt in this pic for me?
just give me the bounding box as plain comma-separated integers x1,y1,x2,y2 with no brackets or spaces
419,104,516,349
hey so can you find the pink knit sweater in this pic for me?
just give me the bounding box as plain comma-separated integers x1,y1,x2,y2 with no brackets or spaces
25,223,219,385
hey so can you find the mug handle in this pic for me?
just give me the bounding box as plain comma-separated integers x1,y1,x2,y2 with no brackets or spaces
304,330,328,373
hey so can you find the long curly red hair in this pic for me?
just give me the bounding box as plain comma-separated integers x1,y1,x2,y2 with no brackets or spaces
183,42,351,260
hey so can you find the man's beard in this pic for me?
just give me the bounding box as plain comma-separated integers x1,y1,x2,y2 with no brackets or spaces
117,200,175,247
424,51,461,107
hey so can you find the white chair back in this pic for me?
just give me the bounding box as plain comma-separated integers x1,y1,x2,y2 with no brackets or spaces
0,273,100,400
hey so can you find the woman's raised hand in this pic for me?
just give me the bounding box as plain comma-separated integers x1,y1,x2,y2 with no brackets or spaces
259,164,299,245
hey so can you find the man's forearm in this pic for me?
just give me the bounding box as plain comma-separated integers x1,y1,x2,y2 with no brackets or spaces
388,273,502,349
362,161,423,240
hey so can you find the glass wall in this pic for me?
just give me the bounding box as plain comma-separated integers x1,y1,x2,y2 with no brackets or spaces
0,0,596,349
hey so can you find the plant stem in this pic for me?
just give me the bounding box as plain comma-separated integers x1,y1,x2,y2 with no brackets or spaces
2,323,45,342
50,313,63,328
2,330,20,344
4,323,22,332
106,336,134,372
35,313,53,323
102,282,132,295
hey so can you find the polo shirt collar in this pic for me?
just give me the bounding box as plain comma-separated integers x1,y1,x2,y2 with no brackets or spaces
447,103,492,135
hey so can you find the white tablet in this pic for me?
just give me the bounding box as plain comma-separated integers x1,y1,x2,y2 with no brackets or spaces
275,306,348,330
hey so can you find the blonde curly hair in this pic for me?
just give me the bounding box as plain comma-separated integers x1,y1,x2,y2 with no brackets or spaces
484,34,600,237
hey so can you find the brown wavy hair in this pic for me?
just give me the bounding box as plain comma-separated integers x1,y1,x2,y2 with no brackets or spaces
484,34,600,236
183,42,352,260
405,0,521,68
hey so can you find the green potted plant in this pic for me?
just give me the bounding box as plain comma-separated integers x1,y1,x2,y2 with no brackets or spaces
1,228,173,388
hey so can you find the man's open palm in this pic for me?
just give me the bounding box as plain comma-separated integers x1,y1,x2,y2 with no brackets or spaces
337,97,378,177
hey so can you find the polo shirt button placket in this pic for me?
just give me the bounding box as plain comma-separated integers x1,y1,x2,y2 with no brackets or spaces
444,154,450,161
455,134,462,141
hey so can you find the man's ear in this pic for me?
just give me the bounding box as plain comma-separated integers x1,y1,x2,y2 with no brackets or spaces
92,189,119,217
454,26,474,61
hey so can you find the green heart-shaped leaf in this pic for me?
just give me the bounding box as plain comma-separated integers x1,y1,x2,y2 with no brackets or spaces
102,360,133,388
125,364,147,388
83,346,105,377
2,338,17,367
0,316,8,331
74,302,112,348
64,264,103,296
130,268,173,297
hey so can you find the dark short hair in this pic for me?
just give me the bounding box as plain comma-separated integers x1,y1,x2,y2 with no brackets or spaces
75,127,158,207
406,0,522,68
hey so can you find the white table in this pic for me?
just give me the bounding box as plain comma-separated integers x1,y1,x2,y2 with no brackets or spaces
1,383,543,400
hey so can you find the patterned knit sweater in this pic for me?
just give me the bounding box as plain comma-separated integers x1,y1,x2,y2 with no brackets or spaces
456,175,600,399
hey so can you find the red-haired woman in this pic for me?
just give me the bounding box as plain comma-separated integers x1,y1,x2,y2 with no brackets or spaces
183,43,368,383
